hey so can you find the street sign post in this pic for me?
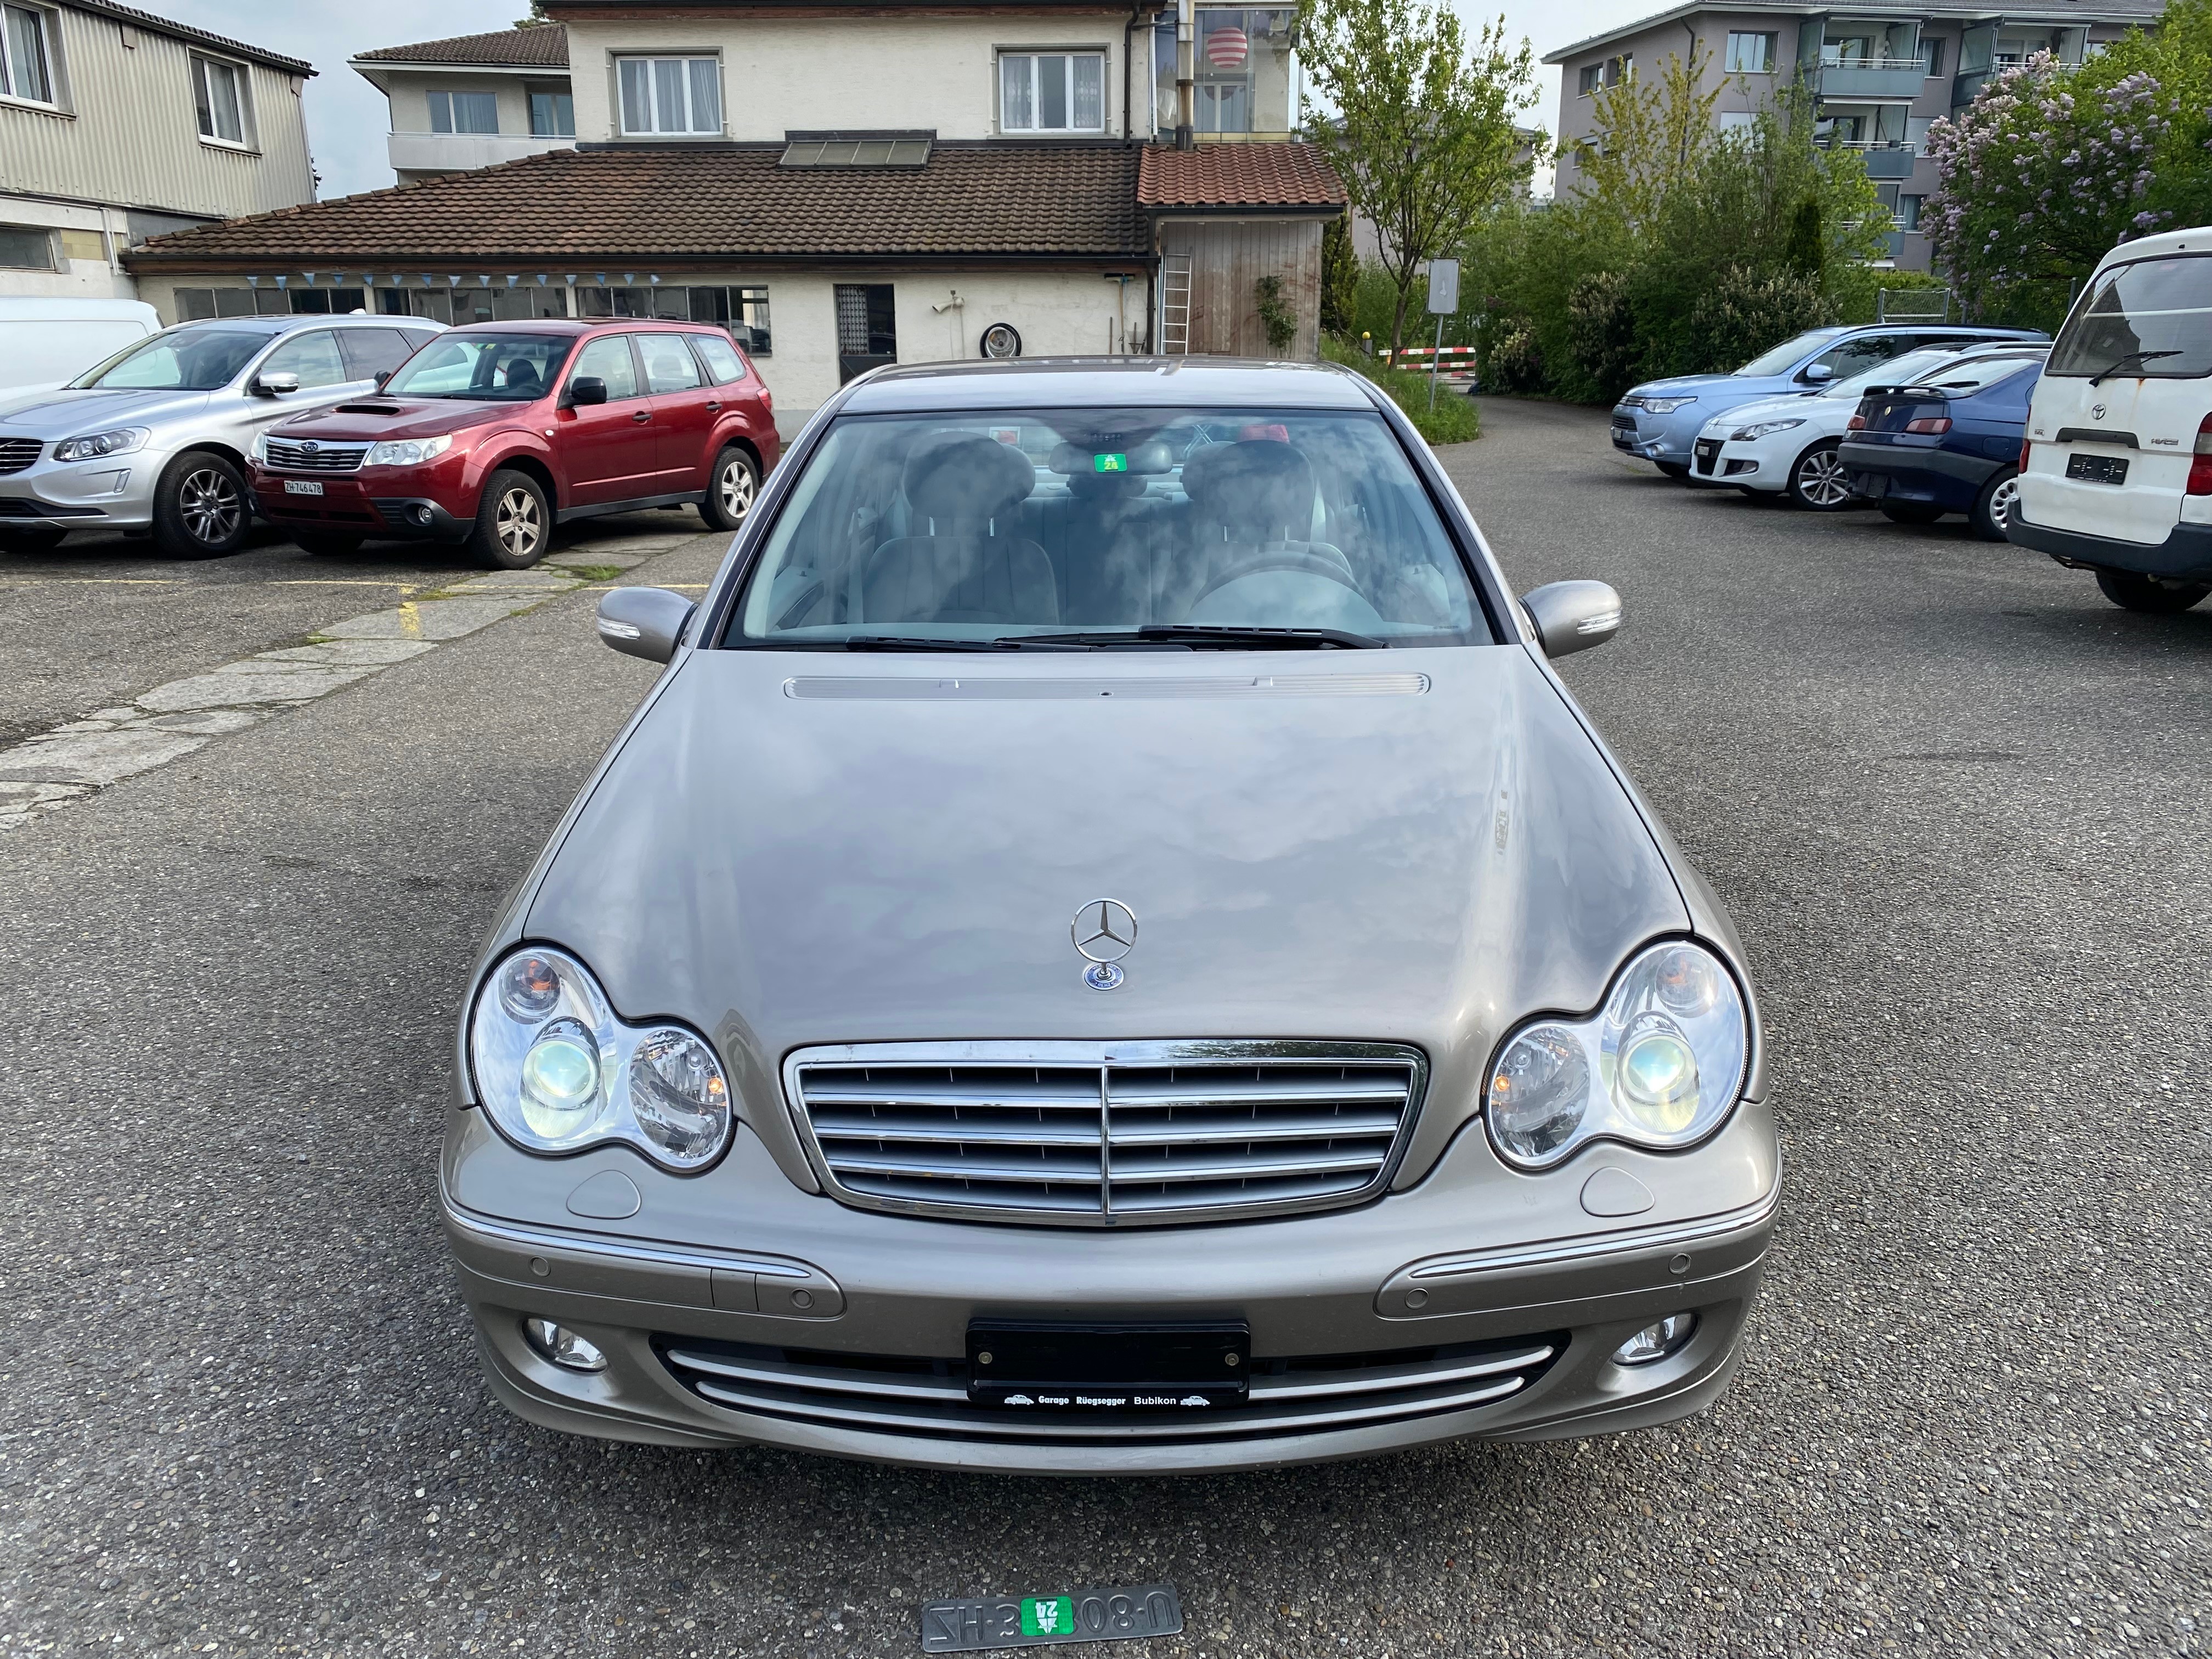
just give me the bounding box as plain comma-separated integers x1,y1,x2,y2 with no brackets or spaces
1425,259,1459,413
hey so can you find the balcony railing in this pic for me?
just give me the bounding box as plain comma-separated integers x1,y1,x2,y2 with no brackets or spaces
1817,58,1928,99
388,131,576,177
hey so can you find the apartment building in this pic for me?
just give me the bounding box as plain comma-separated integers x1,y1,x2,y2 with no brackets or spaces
1545,0,2165,269
0,0,315,299
121,2,1345,422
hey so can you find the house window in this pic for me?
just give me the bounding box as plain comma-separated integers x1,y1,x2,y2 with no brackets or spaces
1,3,53,104
429,89,500,134
1724,32,1774,73
617,56,721,136
999,52,1105,133
193,54,248,145
1919,37,1945,76
1821,36,1873,65
1717,111,1757,137
1577,63,1601,96
674,284,772,354
1898,194,1923,230
0,223,55,269
529,87,574,137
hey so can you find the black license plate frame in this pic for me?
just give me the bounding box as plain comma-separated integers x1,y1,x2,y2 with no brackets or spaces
2066,452,2129,486
282,478,325,496
967,1320,1250,1410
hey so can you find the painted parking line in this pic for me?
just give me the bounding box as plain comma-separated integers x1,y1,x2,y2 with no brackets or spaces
0,539,698,833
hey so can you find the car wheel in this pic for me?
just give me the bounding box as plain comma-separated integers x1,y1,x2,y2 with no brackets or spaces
0,524,67,554
698,446,759,532
1786,441,1857,511
1655,460,1691,479
290,531,364,557
1970,467,2021,541
1880,501,1945,524
470,469,550,570
152,450,250,559
2095,571,2211,613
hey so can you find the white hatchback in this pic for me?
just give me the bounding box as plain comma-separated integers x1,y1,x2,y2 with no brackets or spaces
2010,225,2212,612
1688,346,2006,509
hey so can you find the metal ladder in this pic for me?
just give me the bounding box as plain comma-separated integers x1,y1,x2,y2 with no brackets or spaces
1158,254,1193,356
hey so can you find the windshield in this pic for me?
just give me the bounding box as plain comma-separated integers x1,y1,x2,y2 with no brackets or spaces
1735,330,1843,377
1904,352,2046,394
2047,253,2212,380
727,408,1486,649
384,333,572,400
71,329,262,391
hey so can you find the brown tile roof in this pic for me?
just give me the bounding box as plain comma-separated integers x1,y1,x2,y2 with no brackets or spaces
354,24,569,67
70,0,313,75
1137,142,1345,211
123,144,1147,267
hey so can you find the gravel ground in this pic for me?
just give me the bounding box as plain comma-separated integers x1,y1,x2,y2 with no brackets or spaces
0,398,2205,1658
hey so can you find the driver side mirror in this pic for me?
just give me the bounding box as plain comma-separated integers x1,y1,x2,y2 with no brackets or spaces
597,586,695,664
251,371,301,398
565,376,607,408
1800,363,1834,384
373,369,392,389
1521,580,1623,659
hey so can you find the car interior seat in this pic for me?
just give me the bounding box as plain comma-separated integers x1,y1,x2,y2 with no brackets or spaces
860,432,1058,626
1174,438,1360,623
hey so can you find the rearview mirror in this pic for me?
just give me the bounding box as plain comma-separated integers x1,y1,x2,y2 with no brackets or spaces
252,371,301,397
1521,580,1623,659
597,586,695,664
566,376,607,408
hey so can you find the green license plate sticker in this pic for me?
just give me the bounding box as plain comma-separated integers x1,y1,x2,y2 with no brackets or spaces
1093,453,1128,473
920,1584,1182,1650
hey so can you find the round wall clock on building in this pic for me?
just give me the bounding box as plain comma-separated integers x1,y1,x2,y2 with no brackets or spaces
980,322,1022,358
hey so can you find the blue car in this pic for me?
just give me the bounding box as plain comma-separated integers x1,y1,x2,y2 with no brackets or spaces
1839,345,2050,540
1612,324,2046,476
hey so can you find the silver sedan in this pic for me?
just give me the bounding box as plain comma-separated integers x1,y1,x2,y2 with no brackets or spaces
442,356,1780,1474
0,313,442,558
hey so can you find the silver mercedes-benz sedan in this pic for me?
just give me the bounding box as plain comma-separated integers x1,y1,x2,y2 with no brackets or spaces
443,357,1779,1474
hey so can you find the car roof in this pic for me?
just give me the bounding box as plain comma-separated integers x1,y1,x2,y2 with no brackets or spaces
841,356,1379,415
2094,225,2212,271
170,314,430,336
433,319,719,336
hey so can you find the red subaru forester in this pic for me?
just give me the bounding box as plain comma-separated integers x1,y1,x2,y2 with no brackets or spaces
246,320,778,568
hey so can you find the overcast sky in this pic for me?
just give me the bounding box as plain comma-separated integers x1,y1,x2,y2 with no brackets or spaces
157,0,1635,202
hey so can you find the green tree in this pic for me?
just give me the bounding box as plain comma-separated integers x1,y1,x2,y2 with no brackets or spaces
1299,0,1539,358
1567,44,1724,234
1319,215,1360,336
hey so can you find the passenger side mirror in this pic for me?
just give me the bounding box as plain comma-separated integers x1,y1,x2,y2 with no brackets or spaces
1521,580,1623,659
566,376,608,408
1801,364,1834,384
252,371,301,398
597,586,695,664
373,370,392,389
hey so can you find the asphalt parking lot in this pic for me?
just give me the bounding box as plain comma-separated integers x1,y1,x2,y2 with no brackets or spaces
2,397,2207,1658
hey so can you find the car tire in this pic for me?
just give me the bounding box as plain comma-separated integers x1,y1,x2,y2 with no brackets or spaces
2095,571,2212,613
1880,501,1945,524
698,445,759,532
470,469,550,569
1969,467,2021,541
1655,460,1691,479
0,524,67,554
1786,440,1857,511
289,531,364,557
151,450,250,560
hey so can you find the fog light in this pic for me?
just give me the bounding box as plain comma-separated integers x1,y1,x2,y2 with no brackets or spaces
409,503,434,526
1612,1312,1696,1367
523,1317,607,1372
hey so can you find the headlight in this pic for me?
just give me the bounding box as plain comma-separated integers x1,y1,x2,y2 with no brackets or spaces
53,427,148,462
1639,397,1696,415
366,434,453,467
250,431,270,464
467,946,732,1172
1730,418,1804,441
1484,940,1748,1171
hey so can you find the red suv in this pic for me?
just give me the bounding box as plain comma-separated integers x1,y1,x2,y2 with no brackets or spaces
245,320,777,567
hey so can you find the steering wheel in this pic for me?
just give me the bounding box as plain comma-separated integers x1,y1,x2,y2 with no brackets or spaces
1189,548,1364,608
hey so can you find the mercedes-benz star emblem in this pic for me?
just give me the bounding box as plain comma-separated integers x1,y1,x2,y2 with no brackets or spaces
1071,899,1136,990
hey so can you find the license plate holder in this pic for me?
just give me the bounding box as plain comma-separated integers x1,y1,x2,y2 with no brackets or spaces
283,478,324,496
2065,453,2129,486
967,1320,1248,1409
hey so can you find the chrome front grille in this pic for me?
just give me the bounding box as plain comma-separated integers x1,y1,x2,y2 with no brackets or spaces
659,1331,1560,1446
0,438,40,475
788,1042,1424,1227
262,438,369,472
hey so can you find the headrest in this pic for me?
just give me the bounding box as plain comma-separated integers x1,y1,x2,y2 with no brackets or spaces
1180,438,1316,535
503,359,540,391
903,431,1036,525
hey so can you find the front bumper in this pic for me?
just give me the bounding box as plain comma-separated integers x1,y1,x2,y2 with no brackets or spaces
1610,408,1696,467
442,1099,1780,1472
0,445,163,529
247,466,471,541
1839,438,2001,509
1687,433,1786,490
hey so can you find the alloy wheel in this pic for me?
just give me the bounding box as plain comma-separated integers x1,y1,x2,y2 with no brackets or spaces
495,487,543,562
1795,448,1853,509
1988,473,2021,529
719,458,755,522
179,467,242,544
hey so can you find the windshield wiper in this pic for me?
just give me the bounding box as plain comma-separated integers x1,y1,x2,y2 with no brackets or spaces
2087,348,2182,386
838,635,1093,652
1007,625,1387,650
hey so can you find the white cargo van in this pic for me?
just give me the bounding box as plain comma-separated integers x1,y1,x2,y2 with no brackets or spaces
2010,227,2212,611
0,296,162,399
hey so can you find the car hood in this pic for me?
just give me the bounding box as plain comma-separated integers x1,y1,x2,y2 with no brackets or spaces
1700,392,1830,435
1626,374,1746,402
0,386,215,434
520,645,1693,1185
273,398,526,443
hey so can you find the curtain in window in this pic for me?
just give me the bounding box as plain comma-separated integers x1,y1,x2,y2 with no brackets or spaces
199,61,243,142
687,59,720,132
3,4,50,102
619,58,651,133
454,91,499,134
1001,54,1034,129
1073,55,1103,129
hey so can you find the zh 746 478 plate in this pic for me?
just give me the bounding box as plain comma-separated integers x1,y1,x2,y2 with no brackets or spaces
920,1585,1182,1651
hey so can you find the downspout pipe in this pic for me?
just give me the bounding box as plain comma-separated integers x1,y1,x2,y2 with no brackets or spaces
1124,5,1143,145
1176,0,1195,150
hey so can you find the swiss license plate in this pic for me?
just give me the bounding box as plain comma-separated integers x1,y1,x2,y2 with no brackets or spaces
1694,439,1721,471
967,1321,1248,1410
921,1585,1183,1651
283,479,324,496
2065,453,2129,486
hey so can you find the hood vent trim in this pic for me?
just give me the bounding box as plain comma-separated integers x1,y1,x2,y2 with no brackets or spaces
783,674,1429,702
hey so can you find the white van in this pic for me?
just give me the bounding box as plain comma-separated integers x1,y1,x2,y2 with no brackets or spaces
0,296,162,399
2011,226,2212,611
